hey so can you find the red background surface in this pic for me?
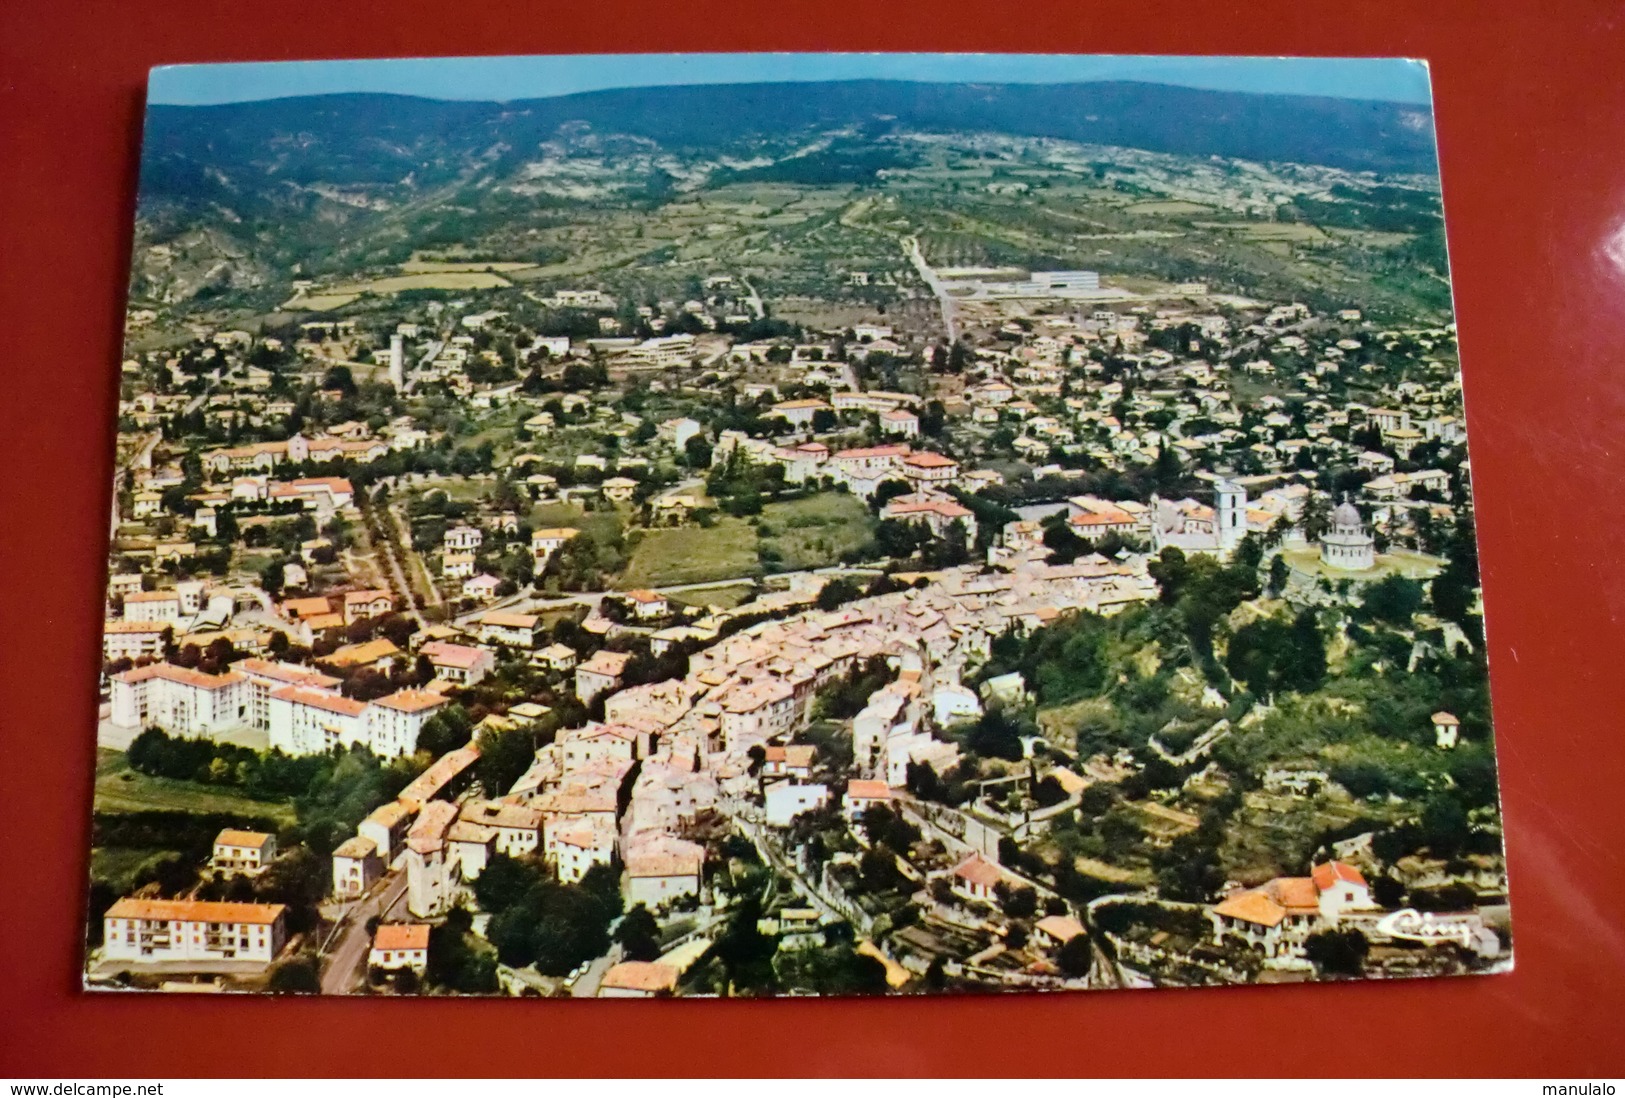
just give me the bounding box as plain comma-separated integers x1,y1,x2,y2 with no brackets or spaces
3,0,1623,1078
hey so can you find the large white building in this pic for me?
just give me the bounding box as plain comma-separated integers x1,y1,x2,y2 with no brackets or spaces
1150,478,1247,558
122,590,183,623
268,685,447,758
234,659,342,731
102,898,287,967
102,621,170,662
364,690,449,758
109,663,251,737
268,686,367,754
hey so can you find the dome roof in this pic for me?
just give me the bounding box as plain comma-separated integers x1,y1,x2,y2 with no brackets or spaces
1333,501,1362,527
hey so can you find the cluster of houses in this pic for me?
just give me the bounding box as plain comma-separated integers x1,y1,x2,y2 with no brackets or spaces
97,274,1478,993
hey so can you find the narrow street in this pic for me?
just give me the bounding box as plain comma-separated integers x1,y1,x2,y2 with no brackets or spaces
319,870,408,995
569,947,618,998
358,494,423,623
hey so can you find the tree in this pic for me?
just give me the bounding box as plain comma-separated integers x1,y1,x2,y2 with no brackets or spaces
417,705,472,757
268,956,321,994
998,883,1038,920
1370,874,1406,908
1304,928,1369,977
1362,575,1424,625
967,706,1027,761
1057,934,1093,977
1266,554,1289,597
475,723,540,797
617,904,662,962
683,434,713,470
427,908,499,993
816,577,863,611
1419,792,1472,857
1301,491,1333,542
712,895,776,993
472,853,546,912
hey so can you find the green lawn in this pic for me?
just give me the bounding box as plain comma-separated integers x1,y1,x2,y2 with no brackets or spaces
759,493,876,571
618,519,761,589
530,500,624,547
1281,545,1445,582
93,749,297,824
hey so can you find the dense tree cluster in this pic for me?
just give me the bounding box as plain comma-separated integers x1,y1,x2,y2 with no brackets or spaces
475,854,623,977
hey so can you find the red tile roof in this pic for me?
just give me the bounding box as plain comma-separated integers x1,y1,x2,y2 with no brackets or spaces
105,898,285,925
372,923,430,951
269,685,366,717
1311,861,1368,892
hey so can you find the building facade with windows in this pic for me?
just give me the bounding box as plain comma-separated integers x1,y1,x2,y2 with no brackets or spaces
102,898,287,966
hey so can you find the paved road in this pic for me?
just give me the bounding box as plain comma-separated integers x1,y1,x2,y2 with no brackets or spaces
320,870,408,995
904,236,959,342
570,947,618,998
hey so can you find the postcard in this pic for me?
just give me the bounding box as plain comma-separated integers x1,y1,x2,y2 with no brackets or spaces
88,52,1507,997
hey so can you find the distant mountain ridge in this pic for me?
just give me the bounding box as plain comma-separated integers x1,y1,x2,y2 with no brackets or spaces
140,79,1440,200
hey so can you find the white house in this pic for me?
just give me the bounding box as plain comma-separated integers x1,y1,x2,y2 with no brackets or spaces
369,923,430,974
950,853,1002,904
332,835,383,898
443,525,483,554
123,590,183,623
624,589,669,620
1433,711,1461,749
357,802,413,868
842,779,894,822
765,780,829,827
623,836,706,909
477,610,541,649
420,641,495,686
210,829,276,876
575,649,632,703
102,621,170,662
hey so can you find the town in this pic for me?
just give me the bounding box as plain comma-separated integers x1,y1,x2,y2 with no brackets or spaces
87,83,1507,997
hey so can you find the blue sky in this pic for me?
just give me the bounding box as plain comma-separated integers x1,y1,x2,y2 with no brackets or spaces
149,53,1432,107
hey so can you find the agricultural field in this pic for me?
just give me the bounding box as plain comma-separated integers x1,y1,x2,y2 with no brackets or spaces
759,493,877,571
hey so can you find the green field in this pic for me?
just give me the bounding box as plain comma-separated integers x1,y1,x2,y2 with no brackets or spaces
1281,545,1444,582
93,748,297,824
90,846,175,892
668,583,757,610
759,493,876,571
530,500,625,546
619,519,760,589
